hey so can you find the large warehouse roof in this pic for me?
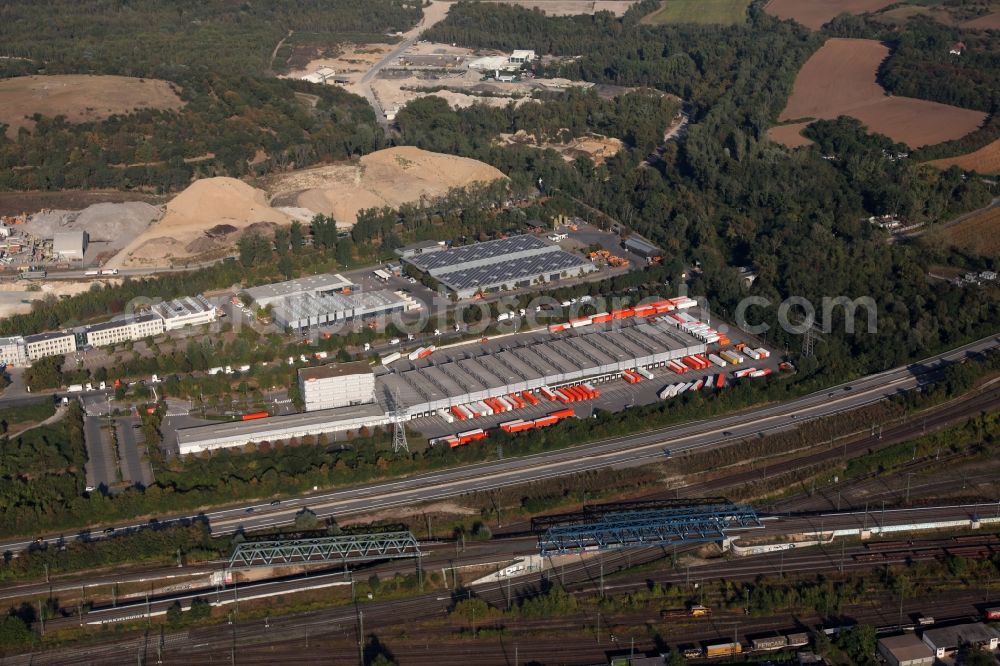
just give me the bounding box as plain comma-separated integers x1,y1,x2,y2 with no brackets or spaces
402,235,595,295
244,273,353,306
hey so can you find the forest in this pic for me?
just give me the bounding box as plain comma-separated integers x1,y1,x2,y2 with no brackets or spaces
0,0,419,191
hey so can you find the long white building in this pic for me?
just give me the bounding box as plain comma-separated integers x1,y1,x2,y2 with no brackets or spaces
81,313,165,348
24,331,77,361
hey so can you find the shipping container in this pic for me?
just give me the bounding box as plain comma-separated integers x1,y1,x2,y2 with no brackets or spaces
984,607,1000,620
549,408,576,420
508,394,525,409
539,386,557,401
458,405,475,420
720,350,744,365
417,346,435,359
499,419,527,432
734,368,756,378
548,324,567,334
569,317,592,328
522,390,540,406
591,312,612,324
667,360,688,374
450,406,466,421
382,351,402,365
705,643,742,658
532,415,559,427
755,347,771,359
438,408,455,424
476,401,494,416
241,411,269,421
751,636,787,651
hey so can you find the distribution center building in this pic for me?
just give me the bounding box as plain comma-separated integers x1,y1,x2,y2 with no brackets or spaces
243,273,355,308
299,361,376,412
273,290,413,331
174,314,708,453
401,235,597,298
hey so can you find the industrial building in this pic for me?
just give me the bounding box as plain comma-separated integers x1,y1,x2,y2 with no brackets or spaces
24,331,77,360
395,240,446,260
79,313,165,349
921,623,999,658
401,235,597,298
623,235,662,263
877,634,934,666
272,290,414,331
173,314,707,454
244,273,354,308
53,231,88,261
0,336,28,367
299,361,376,412
151,296,217,331
176,403,390,455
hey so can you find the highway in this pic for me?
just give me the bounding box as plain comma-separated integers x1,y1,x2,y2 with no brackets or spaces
1,333,996,556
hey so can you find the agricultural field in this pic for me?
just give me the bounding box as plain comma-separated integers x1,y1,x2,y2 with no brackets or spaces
763,0,896,30
642,0,751,24
930,205,1000,257
776,38,986,149
925,138,1000,175
0,75,183,138
961,10,1000,28
767,123,815,148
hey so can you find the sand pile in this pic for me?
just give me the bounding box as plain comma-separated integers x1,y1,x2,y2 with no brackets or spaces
108,178,292,267
269,146,507,227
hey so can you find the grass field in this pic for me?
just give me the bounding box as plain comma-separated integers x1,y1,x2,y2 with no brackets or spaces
642,0,750,24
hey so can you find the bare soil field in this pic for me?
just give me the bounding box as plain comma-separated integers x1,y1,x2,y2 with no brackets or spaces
268,147,507,227
498,130,624,165
767,123,815,148
925,138,1000,175
764,0,896,30
493,0,640,15
962,11,1000,28
0,190,167,218
930,206,1000,257
777,38,986,148
107,178,293,268
23,202,162,256
0,75,183,138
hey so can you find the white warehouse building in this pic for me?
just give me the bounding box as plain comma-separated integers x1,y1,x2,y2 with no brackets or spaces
151,296,218,331
299,361,376,412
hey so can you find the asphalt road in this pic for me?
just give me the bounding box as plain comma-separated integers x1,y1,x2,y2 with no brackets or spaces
1,334,996,556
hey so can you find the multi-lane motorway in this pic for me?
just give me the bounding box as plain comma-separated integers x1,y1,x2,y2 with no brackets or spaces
1,334,997,556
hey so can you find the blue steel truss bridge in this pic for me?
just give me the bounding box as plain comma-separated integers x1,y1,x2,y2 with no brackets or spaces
229,531,421,569
536,501,762,556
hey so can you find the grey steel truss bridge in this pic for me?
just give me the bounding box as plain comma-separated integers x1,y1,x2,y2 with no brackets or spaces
536,502,762,556
229,531,421,569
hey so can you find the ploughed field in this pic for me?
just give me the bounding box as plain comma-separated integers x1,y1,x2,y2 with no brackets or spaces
775,38,986,149
926,138,1000,175
763,0,897,30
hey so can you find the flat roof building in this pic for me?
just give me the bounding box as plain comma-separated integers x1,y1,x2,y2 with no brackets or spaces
151,296,217,331
623,235,662,261
509,50,536,63
81,313,165,349
922,623,999,658
272,290,412,332
878,634,934,666
171,311,707,454
0,336,28,367
395,240,446,260
244,273,354,308
300,361,376,412
53,231,88,261
24,330,77,361
176,403,389,455
402,235,597,298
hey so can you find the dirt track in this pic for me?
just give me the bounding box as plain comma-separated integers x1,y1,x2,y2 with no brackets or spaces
777,38,986,148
